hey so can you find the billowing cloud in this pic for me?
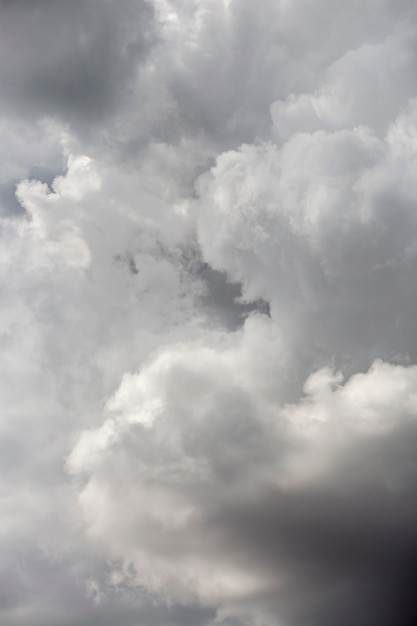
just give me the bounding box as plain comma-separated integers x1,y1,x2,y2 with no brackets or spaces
197,102,417,374
69,347,417,626
2,1,417,625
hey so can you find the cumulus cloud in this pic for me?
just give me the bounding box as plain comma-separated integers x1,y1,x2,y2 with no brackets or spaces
2,1,417,625
197,104,417,373
69,348,417,626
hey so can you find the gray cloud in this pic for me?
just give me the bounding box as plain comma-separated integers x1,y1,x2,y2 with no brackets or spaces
2,1,417,625
0,545,216,626
196,103,417,379
0,0,155,129
209,425,417,626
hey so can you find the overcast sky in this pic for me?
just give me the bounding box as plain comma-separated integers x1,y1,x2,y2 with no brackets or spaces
2,1,417,625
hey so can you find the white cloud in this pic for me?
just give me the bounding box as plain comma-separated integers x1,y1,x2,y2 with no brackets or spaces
196,100,417,372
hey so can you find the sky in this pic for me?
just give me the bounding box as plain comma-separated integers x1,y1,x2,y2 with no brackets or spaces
1,1,417,625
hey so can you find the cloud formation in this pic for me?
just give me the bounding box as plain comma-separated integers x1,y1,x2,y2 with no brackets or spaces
69,339,417,626
2,1,417,625
0,0,155,125
197,107,417,374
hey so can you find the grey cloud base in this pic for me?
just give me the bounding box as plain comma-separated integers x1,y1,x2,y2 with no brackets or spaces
2,1,417,626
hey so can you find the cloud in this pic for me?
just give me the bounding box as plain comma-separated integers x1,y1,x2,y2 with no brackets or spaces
2,1,417,625
69,346,417,626
196,100,417,373
0,0,155,128
0,149,211,624
271,17,417,139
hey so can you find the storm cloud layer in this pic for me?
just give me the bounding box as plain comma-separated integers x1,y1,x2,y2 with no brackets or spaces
2,1,417,625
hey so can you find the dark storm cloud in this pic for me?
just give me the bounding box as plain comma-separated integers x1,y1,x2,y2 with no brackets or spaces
209,422,417,626
0,0,155,127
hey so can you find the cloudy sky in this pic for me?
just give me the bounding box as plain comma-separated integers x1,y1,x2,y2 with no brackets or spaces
2,1,417,625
